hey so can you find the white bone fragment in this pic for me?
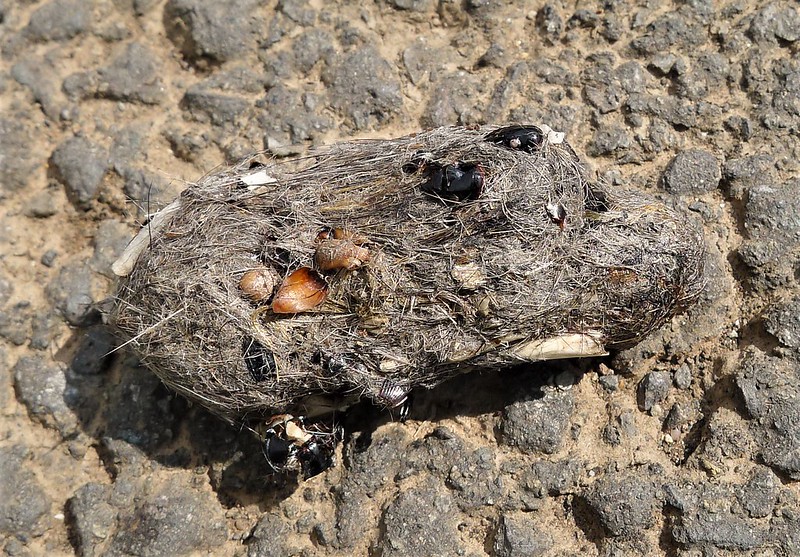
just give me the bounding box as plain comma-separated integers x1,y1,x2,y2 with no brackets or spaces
111,198,182,277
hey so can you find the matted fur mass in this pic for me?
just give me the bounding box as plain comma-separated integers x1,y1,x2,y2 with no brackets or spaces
110,125,705,423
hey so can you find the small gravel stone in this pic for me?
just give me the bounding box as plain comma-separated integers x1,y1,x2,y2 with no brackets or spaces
637,371,671,412
107,488,228,555
29,311,61,351
40,250,58,267
663,400,702,432
501,391,575,454
737,467,779,519
164,0,264,65
584,472,660,537
421,71,483,127
181,88,251,127
599,374,619,392
0,445,51,541
46,262,100,327
247,513,297,557
23,189,60,218
748,4,800,43
587,126,631,156
291,29,334,75
764,296,800,350
377,478,459,557
322,46,403,130
494,513,553,557
0,302,30,346
13,355,78,436
736,348,800,478
94,43,166,104
25,0,90,41
0,117,40,194
721,154,774,200
660,150,721,195
65,483,116,555
51,136,109,209
673,363,692,389
11,56,63,119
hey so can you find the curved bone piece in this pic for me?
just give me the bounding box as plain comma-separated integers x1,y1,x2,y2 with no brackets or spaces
111,198,183,277
509,332,607,361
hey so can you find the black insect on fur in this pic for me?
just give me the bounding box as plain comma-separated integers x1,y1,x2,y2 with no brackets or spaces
243,338,277,382
485,125,545,153
421,162,484,201
262,415,341,479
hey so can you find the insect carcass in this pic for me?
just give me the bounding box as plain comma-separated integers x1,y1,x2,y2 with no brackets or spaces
110,125,705,476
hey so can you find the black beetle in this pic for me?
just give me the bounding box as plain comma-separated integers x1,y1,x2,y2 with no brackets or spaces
421,162,484,201
485,125,545,153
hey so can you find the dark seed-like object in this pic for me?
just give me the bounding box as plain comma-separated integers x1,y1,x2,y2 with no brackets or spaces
243,338,277,382
485,125,545,153
422,162,483,201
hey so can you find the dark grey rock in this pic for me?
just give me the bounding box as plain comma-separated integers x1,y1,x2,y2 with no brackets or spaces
446,446,504,510
675,52,730,100
494,513,553,557
92,43,165,104
388,0,435,12
0,446,50,541
13,355,78,436
535,3,563,44
501,390,574,454
90,220,132,277
163,128,209,163
247,512,297,557
722,154,774,200
23,189,60,218
616,61,647,94
673,363,692,389
584,472,660,537
672,509,765,550
40,249,58,267
164,0,263,65
0,272,12,307
738,181,800,289
25,0,90,41
476,43,507,69
11,56,62,119
278,0,316,25
764,296,800,350
46,262,99,327
0,117,40,193
737,467,779,519
377,478,459,557
292,29,334,75
748,4,800,43
0,301,30,345
322,47,402,130
29,311,61,351
599,374,619,392
65,483,116,556
528,458,583,496
587,126,631,156
421,72,483,127
255,84,331,144
736,348,800,478
334,490,374,550
661,149,720,195
51,136,109,209
630,12,707,55
118,166,171,211
663,400,702,433
71,326,116,376
107,488,227,556
637,371,671,412
181,88,250,127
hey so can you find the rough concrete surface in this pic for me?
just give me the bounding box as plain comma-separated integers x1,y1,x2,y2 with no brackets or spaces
1,0,799,555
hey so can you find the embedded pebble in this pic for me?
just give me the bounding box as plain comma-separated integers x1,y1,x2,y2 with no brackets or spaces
661,149,721,195
637,371,671,412
51,136,109,209
13,356,78,436
494,513,553,557
0,446,51,541
501,391,575,454
24,0,90,42
584,471,660,538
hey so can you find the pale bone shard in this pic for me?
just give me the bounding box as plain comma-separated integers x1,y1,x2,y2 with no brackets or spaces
111,198,182,277
507,332,608,361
